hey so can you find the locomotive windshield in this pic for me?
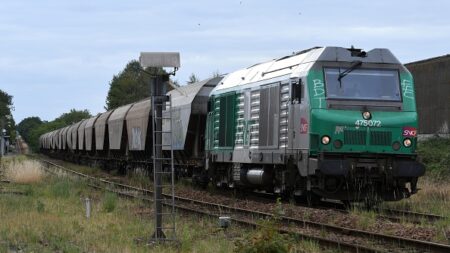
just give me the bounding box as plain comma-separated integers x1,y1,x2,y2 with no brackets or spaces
324,68,401,101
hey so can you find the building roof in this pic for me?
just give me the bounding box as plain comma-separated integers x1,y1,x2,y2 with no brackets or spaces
405,54,450,66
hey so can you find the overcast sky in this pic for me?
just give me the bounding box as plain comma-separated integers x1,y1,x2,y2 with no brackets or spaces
1,0,449,123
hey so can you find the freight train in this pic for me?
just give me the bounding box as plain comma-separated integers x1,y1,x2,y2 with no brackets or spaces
40,46,425,204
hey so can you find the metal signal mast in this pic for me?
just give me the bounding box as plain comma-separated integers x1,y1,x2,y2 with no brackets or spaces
139,52,180,243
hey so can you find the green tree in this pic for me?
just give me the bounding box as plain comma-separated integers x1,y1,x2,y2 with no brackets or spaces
105,60,167,111
187,73,200,84
27,109,91,151
0,89,16,141
211,70,221,78
17,116,43,144
0,89,13,117
56,109,91,125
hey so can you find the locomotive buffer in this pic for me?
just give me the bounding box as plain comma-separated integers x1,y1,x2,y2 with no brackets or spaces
139,52,180,243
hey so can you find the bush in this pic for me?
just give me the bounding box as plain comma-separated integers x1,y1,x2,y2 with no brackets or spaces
234,218,291,253
234,198,292,253
418,137,450,178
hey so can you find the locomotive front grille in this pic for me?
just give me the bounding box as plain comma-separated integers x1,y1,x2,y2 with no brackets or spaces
344,130,366,145
370,131,392,146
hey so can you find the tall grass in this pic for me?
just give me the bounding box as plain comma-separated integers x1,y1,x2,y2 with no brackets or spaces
51,179,71,198
0,175,241,253
2,159,44,183
103,192,118,212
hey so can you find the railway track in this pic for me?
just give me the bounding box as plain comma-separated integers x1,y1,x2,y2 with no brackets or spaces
36,157,450,253
378,208,446,223
223,187,447,225
319,200,446,225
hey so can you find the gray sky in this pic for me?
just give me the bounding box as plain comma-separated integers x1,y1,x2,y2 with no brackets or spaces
1,0,449,123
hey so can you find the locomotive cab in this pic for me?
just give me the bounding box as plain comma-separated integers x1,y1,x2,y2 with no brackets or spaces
303,47,425,201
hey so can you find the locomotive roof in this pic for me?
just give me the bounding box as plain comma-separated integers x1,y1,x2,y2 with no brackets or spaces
212,46,401,94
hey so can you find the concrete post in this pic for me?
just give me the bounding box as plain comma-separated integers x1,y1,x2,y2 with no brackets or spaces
85,197,91,219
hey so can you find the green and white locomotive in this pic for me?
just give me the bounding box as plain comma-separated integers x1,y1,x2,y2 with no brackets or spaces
40,46,425,204
205,46,425,202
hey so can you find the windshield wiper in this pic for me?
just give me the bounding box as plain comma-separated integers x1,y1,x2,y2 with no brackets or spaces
338,60,362,83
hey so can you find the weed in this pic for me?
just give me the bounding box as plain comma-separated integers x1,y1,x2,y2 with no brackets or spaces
24,184,34,196
36,200,45,213
51,179,71,198
127,168,152,188
351,208,377,230
274,197,285,219
71,220,84,233
234,218,292,253
292,240,322,253
103,192,118,213
302,210,312,221
234,200,293,253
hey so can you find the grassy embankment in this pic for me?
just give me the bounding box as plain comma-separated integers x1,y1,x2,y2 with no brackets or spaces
0,156,323,253
0,156,238,253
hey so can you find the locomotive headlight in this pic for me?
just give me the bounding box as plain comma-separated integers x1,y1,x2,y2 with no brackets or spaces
362,111,372,120
321,136,330,145
403,138,412,147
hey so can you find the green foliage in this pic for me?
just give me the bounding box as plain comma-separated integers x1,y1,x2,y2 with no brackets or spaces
56,109,91,125
0,89,16,141
102,192,117,212
16,116,42,144
36,200,45,213
187,73,200,84
50,180,71,198
234,218,291,253
418,137,450,178
274,197,285,219
234,198,292,253
211,70,221,78
105,60,168,111
24,185,35,196
24,109,91,151
0,89,13,116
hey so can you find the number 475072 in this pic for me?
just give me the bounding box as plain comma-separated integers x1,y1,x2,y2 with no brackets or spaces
355,119,382,127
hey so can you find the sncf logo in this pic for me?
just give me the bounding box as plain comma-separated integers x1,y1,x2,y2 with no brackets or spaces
402,127,417,137
300,118,308,134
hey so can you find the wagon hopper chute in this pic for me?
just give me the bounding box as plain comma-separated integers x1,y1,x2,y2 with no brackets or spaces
162,77,222,172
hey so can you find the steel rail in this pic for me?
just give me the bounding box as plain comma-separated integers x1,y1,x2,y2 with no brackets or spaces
246,191,446,225
378,208,446,223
